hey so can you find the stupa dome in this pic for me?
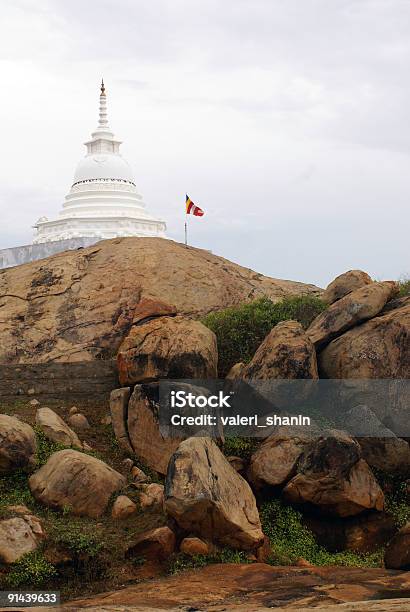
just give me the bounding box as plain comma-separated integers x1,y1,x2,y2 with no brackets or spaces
73,153,134,184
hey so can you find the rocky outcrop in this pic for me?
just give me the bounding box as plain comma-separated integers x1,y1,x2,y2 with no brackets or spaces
319,300,410,378
322,270,372,305
117,315,218,385
126,526,175,562
29,449,125,518
35,407,82,449
125,384,182,475
0,237,319,365
307,281,398,349
139,483,164,510
225,362,245,380
67,413,90,430
283,431,384,517
247,427,312,488
49,563,410,611
242,321,318,380
0,414,37,474
165,437,264,550
384,522,410,569
0,514,46,563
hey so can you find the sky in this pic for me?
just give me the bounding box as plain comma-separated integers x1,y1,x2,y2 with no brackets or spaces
0,0,409,287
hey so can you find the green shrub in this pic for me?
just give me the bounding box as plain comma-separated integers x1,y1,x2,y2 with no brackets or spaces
260,499,383,568
223,437,258,460
203,295,325,376
49,518,103,557
34,427,68,467
6,552,56,588
398,277,410,297
0,471,34,516
169,548,251,574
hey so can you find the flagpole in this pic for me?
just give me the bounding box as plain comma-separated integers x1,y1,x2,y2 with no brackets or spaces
184,216,188,247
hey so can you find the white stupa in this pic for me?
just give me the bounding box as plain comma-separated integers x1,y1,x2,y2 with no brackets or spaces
33,80,166,244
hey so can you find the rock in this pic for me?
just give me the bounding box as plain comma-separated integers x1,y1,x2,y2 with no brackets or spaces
6,504,31,515
117,315,218,385
131,465,148,483
343,405,410,475
247,426,312,488
242,321,318,380
0,515,46,563
283,431,384,517
322,270,373,305
305,512,397,553
226,362,245,380
0,238,319,365
131,297,177,325
68,412,90,430
29,449,125,518
111,495,137,519
255,534,272,562
0,414,37,474
127,526,175,562
27,387,36,395
35,407,82,449
68,406,78,416
165,437,264,549
100,415,111,425
29,399,40,407
139,483,164,510
110,387,133,454
82,441,92,452
385,522,410,569
307,281,399,349
319,299,410,378
227,456,246,473
122,458,134,473
180,537,211,556
126,384,182,476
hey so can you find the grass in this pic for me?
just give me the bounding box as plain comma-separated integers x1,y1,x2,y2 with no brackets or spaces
203,295,325,376
168,548,251,574
5,552,57,588
260,499,383,568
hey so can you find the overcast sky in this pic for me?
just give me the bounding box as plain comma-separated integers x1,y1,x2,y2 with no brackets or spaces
0,0,409,287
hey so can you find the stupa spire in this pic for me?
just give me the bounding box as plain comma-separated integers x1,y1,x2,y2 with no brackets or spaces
98,78,109,130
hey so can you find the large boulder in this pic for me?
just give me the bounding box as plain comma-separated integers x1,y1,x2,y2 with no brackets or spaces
165,437,264,550
384,522,410,569
117,315,218,385
29,449,125,518
307,281,398,350
0,514,46,563
0,414,37,474
322,270,372,305
247,426,312,488
305,512,397,553
242,321,318,380
0,238,319,364
35,407,82,449
124,384,182,475
283,431,384,517
343,405,410,475
319,300,410,378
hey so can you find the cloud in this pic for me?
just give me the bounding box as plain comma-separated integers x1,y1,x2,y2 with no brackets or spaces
0,0,409,286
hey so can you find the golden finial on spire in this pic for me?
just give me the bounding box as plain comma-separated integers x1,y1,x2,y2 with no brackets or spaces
100,78,105,95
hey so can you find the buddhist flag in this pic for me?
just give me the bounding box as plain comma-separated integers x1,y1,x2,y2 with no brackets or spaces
186,194,204,217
